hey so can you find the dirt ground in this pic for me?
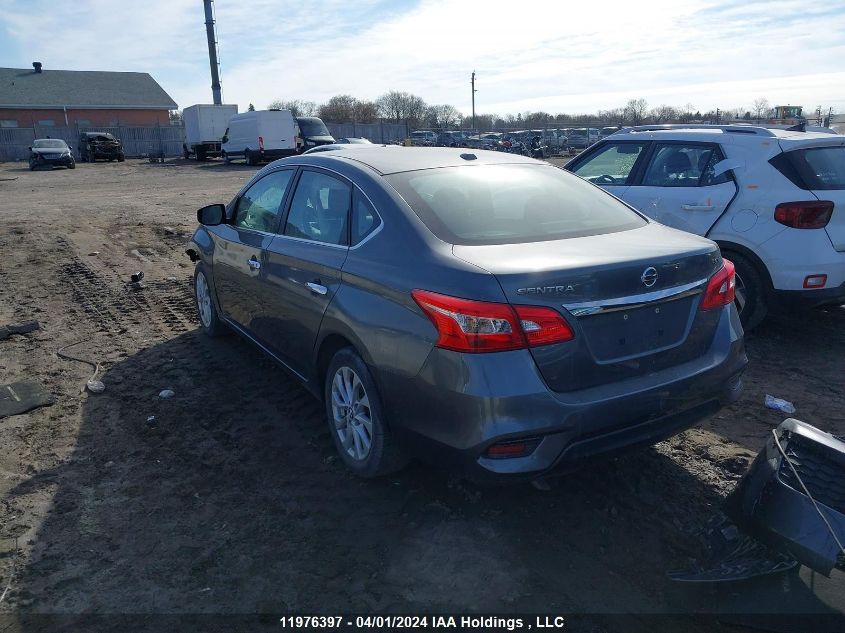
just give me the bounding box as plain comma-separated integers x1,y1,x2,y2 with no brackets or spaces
0,158,843,632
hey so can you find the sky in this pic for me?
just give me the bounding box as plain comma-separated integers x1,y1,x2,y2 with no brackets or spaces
1,0,844,118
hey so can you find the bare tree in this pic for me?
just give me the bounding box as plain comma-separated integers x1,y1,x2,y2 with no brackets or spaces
752,97,770,122
376,91,428,125
651,104,677,124
353,100,380,123
267,99,317,117
318,95,359,123
426,104,462,128
623,98,649,125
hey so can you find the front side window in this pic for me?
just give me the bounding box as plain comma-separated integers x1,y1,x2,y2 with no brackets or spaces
284,171,351,246
233,170,294,232
642,143,727,187
387,164,646,246
570,142,647,185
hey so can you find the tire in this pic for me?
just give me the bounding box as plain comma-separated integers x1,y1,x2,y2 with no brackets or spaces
117,154,125,162
222,151,231,163
183,145,190,160
68,161,75,169
324,348,408,478
724,251,768,330
196,150,206,161
245,149,258,166
194,267,228,337
29,163,35,171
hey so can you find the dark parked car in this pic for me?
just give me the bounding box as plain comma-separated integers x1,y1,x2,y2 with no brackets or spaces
78,132,125,162
29,138,75,170
187,147,746,483
295,117,335,151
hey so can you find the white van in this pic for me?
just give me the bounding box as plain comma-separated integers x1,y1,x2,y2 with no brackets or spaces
221,110,299,165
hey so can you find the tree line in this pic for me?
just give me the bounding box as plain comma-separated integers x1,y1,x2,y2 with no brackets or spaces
172,94,832,130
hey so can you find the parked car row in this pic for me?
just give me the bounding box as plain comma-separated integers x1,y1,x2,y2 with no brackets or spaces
28,132,127,170
409,127,622,153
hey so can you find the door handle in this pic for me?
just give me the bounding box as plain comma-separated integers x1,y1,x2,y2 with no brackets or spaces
682,204,714,211
247,257,261,270
306,281,328,296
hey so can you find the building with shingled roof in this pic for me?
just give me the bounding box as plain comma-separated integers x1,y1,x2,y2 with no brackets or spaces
0,62,178,129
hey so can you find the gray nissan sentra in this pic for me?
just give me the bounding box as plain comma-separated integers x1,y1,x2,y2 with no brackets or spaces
187,147,747,483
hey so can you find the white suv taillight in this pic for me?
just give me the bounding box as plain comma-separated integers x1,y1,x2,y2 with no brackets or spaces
774,201,833,229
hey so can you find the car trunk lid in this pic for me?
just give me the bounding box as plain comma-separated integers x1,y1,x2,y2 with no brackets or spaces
453,223,723,391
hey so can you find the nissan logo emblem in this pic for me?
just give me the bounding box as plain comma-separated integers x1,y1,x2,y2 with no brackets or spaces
641,266,658,288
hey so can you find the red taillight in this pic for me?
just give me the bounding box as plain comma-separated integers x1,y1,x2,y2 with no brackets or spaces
485,438,541,459
411,289,574,353
700,259,736,311
774,201,833,229
258,136,265,151
514,305,574,347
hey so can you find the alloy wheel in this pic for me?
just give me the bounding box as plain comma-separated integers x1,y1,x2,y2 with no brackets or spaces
330,367,373,461
196,272,212,328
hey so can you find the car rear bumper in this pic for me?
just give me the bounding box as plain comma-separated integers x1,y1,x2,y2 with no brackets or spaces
380,305,746,482
770,282,845,309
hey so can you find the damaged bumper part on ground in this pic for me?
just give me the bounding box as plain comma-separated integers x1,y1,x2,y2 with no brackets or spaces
724,418,845,577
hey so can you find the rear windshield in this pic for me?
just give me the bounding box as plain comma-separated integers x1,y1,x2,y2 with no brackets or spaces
386,164,647,245
32,139,67,149
792,147,845,189
296,117,330,137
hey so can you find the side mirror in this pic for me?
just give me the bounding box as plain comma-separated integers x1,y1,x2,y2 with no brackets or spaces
221,135,228,144
27,146,32,151
197,203,226,226
712,158,743,178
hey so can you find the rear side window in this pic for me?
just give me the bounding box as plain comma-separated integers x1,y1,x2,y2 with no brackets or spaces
387,164,646,246
569,142,647,185
351,190,381,246
773,147,845,190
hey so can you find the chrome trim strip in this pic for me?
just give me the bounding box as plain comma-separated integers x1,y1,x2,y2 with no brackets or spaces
563,278,707,317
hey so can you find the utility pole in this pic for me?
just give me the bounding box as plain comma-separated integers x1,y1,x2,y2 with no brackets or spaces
203,0,222,105
471,71,477,132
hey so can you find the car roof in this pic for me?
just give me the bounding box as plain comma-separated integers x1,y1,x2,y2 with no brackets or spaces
609,125,838,144
295,146,540,175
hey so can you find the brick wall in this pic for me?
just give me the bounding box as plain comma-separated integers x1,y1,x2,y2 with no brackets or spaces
0,108,170,127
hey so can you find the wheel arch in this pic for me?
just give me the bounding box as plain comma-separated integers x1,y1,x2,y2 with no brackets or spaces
314,326,379,401
715,240,774,291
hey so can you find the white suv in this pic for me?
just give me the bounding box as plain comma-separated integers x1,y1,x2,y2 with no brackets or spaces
566,125,845,328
